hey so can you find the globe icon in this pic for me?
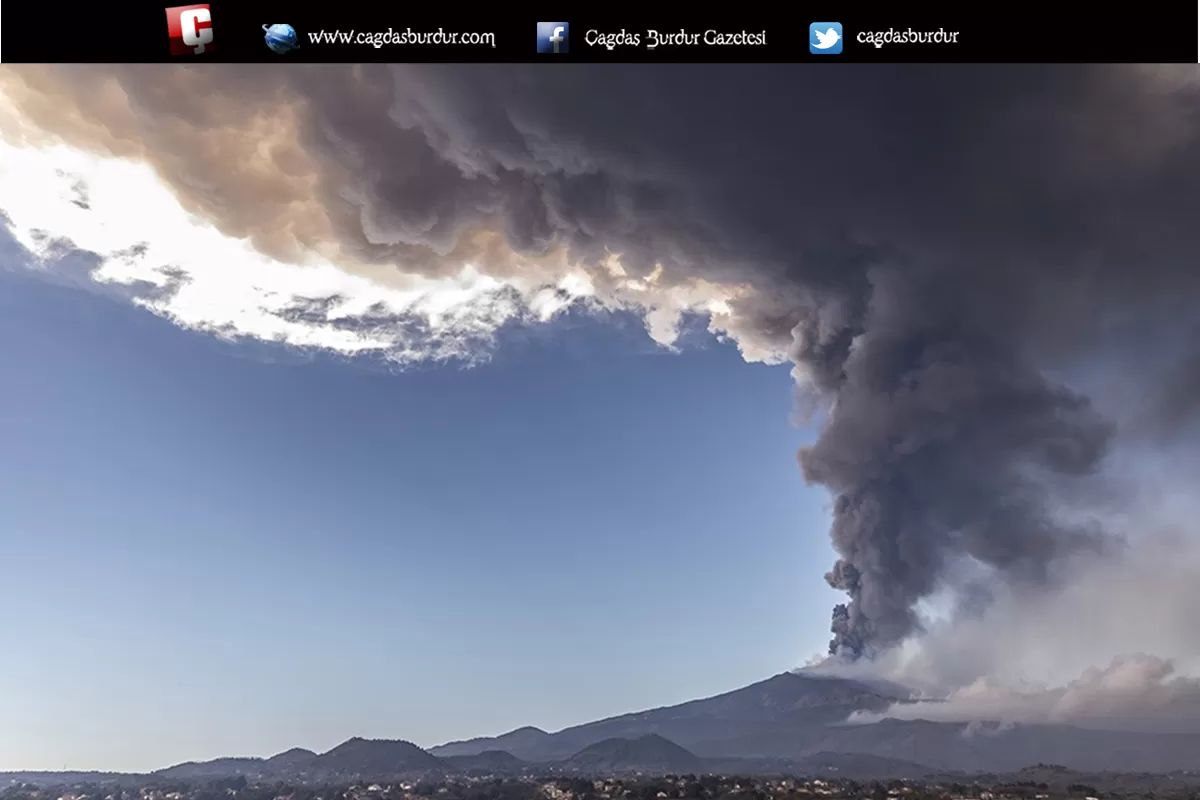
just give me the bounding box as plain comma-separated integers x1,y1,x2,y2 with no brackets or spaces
263,24,299,54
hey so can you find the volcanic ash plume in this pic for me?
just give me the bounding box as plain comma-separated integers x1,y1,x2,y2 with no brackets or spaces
796,268,1116,658
2,64,1200,664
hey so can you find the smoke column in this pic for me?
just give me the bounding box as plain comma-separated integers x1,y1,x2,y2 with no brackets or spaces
793,269,1115,657
2,65,1200,662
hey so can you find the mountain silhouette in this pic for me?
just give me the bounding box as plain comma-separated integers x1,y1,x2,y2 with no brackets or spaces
318,738,443,775
21,671,1200,780
440,750,529,773
435,726,552,758
560,734,700,773
432,672,897,761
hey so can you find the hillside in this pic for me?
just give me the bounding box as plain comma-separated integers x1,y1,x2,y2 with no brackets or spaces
427,672,1200,773
265,748,318,770
155,739,443,782
440,750,528,773
433,727,552,759
315,738,444,776
814,719,1200,774
17,671,1200,782
431,672,897,761
155,759,267,781
559,735,701,774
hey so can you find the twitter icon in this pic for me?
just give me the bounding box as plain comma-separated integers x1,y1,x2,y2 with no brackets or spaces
810,22,843,54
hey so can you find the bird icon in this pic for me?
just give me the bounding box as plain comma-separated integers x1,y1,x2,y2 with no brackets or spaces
812,27,841,49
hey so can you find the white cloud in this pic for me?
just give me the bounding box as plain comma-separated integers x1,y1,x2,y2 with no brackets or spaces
804,519,1200,734
0,140,528,361
0,137,776,367
847,654,1200,735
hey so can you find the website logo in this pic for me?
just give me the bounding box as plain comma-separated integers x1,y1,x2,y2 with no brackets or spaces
263,23,301,54
537,22,569,54
809,22,842,54
166,4,213,55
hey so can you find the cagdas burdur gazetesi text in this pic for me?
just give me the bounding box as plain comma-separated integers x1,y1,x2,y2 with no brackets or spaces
584,28,767,50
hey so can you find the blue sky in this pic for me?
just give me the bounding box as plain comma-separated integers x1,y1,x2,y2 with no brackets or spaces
0,265,840,772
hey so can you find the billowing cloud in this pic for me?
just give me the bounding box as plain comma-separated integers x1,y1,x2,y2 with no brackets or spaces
808,523,1200,732
849,654,1200,735
0,111,749,364
1,64,1199,669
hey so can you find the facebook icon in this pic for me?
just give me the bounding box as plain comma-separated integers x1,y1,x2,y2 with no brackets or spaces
536,22,569,53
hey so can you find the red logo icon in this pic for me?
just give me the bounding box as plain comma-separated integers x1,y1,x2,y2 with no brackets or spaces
165,5,213,55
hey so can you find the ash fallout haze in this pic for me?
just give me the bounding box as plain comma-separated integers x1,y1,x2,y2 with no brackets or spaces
1,64,1199,771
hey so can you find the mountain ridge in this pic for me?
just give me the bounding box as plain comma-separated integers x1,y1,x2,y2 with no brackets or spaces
425,671,1200,773
559,734,702,774
12,671,1200,780
430,672,901,761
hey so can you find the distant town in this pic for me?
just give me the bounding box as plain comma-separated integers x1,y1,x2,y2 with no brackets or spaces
4,769,1200,800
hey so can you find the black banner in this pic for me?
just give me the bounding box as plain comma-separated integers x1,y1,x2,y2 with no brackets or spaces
3,2,1198,63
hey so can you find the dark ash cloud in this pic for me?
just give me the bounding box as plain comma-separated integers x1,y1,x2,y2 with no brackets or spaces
3,64,1200,659
1149,349,1200,437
